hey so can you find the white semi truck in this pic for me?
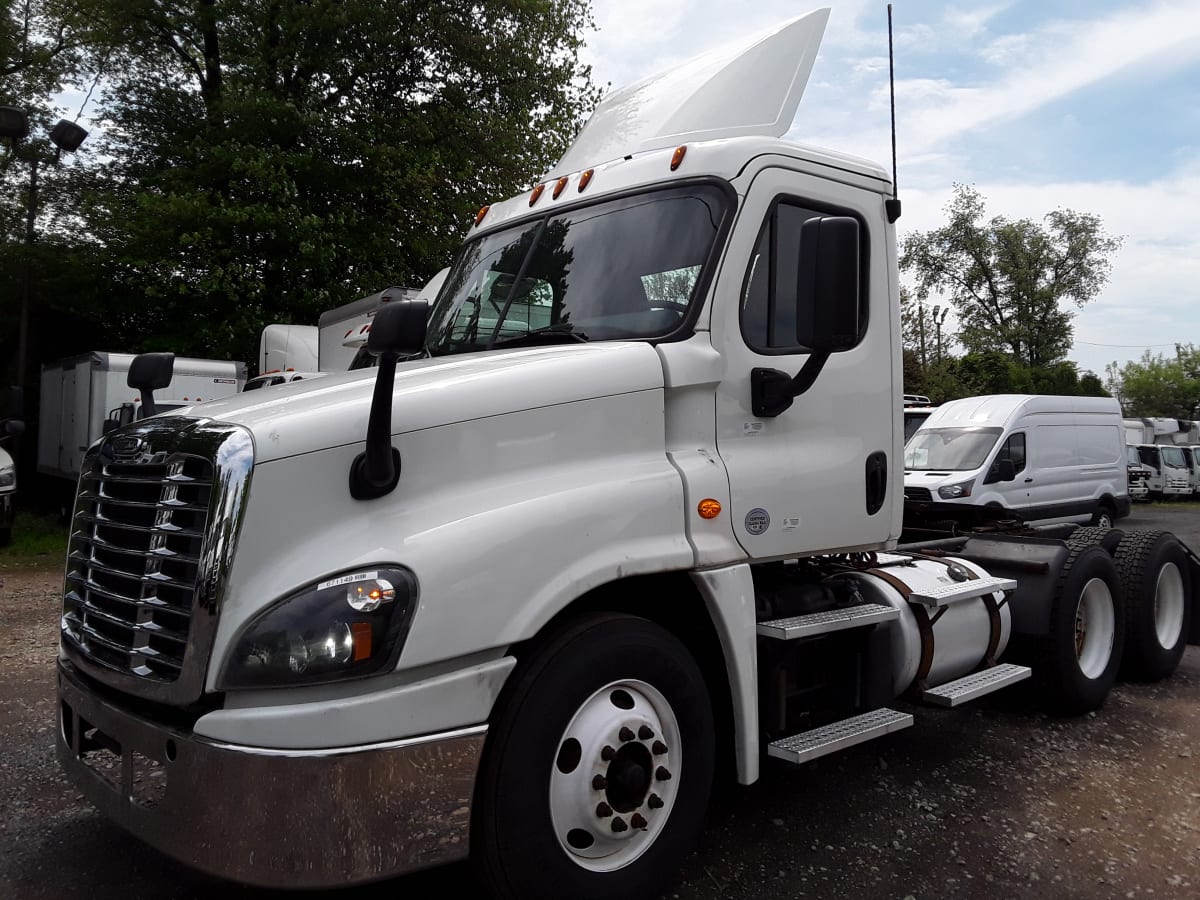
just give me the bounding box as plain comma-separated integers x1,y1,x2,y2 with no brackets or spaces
54,10,1198,899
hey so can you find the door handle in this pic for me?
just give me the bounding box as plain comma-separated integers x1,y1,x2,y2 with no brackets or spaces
1024,477,1033,483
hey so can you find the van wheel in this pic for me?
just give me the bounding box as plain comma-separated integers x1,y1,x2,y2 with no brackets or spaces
1115,531,1192,681
1039,545,1125,715
1090,503,1115,529
473,614,714,900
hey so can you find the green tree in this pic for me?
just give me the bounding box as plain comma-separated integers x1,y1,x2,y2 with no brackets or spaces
74,0,597,363
1115,345,1200,418
901,184,1121,368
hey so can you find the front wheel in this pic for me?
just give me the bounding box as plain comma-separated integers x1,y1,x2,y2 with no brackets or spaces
473,613,714,900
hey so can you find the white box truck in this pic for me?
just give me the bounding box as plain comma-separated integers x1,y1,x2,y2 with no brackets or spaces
53,11,1199,899
38,352,245,481
903,394,1130,528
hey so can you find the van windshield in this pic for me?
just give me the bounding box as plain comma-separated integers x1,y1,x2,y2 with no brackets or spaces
425,184,727,356
904,427,1002,471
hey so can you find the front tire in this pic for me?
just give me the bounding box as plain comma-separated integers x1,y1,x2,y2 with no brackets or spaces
1039,545,1125,715
473,613,714,900
1115,531,1192,681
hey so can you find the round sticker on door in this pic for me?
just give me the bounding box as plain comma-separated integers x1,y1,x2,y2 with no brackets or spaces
745,508,770,535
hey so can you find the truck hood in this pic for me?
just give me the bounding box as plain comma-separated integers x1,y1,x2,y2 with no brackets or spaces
163,343,665,463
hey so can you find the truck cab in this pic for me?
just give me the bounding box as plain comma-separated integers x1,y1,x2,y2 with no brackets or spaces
52,10,1198,899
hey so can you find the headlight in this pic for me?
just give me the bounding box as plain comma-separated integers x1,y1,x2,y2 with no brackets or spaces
938,480,975,500
0,466,14,489
220,567,418,689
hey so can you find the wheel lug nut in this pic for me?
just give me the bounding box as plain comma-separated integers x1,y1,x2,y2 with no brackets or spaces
648,793,664,809
655,766,672,781
618,726,635,743
592,775,607,790
601,745,616,761
638,725,654,740
596,802,612,818
631,813,648,829
611,817,628,833
652,740,668,756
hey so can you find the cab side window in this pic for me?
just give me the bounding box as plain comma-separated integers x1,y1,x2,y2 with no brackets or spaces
741,200,868,352
997,433,1027,473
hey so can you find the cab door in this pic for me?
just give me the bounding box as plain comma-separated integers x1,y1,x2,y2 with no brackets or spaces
710,164,899,559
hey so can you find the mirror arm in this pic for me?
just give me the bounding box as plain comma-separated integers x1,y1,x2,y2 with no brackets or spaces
349,350,401,500
751,352,831,418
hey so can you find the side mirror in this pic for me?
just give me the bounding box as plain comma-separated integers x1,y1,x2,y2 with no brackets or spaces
795,216,861,352
986,458,1017,484
127,352,175,418
349,300,429,500
367,299,428,356
751,216,862,418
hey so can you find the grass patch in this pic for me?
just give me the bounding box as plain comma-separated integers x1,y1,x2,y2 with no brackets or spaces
1145,499,1200,510
0,510,69,568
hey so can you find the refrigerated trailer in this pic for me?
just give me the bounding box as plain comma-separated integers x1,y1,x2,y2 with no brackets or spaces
38,352,245,481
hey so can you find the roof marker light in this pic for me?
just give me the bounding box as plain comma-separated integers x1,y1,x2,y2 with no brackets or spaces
475,205,490,227
529,183,546,206
670,145,687,171
553,176,569,199
578,169,594,192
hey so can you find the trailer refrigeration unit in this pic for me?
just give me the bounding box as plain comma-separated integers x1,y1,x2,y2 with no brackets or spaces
54,10,1200,900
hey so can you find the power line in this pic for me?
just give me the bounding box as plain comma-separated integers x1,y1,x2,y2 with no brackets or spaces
1074,340,1183,349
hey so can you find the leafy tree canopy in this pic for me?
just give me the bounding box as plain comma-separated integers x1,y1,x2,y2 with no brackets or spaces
901,184,1121,369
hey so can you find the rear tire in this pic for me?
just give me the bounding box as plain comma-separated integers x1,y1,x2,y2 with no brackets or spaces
1114,531,1192,681
1039,545,1125,715
473,613,714,900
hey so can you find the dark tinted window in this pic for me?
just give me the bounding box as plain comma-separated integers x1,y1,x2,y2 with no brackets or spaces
742,200,867,351
997,433,1026,473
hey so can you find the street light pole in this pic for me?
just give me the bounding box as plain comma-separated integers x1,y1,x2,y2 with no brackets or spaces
17,154,39,389
0,109,88,390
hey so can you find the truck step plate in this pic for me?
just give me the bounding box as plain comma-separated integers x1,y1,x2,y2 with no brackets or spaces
757,603,899,640
921,663,1032,708
767,708,913,765
908,575,1016,608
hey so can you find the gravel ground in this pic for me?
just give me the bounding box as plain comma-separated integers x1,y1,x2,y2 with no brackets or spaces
1,507,1198,899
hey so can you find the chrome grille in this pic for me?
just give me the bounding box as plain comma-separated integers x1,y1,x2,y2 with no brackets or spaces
60,419,254,705
904,486,933,502
63,454,213,681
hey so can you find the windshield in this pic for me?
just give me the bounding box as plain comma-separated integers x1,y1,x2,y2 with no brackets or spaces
1161,446,1186,468
425,184,727,355
904,427,1003,472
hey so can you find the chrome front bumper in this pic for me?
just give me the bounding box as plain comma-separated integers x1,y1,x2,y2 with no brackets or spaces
57,663,485,888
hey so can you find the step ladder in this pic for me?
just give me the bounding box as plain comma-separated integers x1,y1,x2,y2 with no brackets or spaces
767,708,913,765
908,575,1016,608
920,663,1031,707
757,603,898,640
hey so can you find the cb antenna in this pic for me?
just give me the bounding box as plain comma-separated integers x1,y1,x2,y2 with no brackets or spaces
886,3,902,223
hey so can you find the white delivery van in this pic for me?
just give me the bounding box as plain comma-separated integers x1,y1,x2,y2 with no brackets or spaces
38,352,246,481
904,394,1129,527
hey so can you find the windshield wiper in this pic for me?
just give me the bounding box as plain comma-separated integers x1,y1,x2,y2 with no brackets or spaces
490,326,590,349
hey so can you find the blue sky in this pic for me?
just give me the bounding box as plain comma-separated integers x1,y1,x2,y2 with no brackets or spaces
582,0,1200,381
